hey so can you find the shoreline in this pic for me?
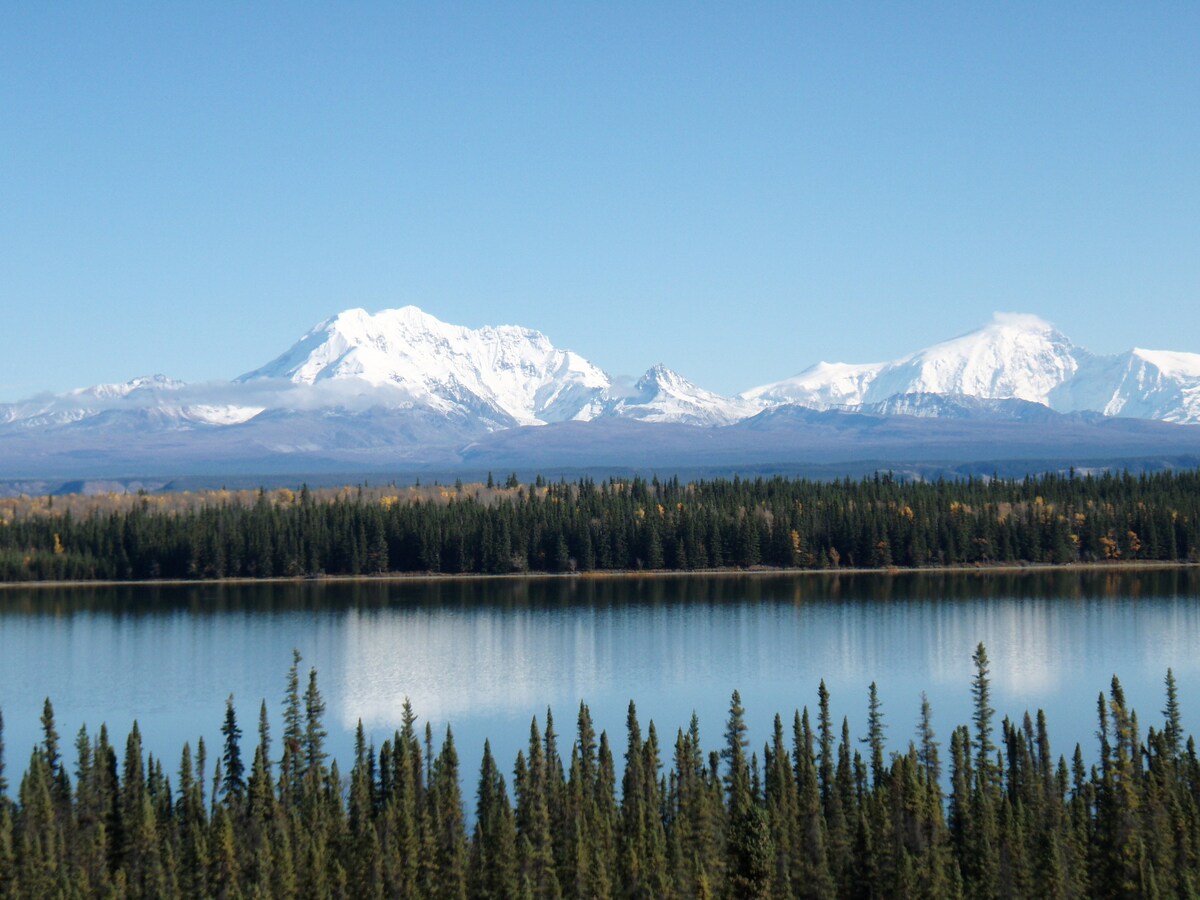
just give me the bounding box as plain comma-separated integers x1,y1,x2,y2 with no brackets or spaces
1,559,1196,591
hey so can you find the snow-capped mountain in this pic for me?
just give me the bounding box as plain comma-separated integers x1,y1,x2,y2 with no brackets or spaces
74,374,187,400
597,365,759,427
1052,348,1200,424
744,313,1081,409
1,306,1199,480
0,307,754,437
0,375,184,427
744,313,1200,425
235,306,757,427
238,306,611,427
0,375,263,428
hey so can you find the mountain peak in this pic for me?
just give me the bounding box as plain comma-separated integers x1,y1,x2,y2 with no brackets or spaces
318,305,447,340
987,311,1058,334
744,312,1079,408
239,306,610,425
597,364,758,426
5,307,1200,476
636,363,678,386
924,312,1072,359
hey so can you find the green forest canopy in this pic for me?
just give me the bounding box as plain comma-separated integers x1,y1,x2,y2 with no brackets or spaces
2,470,1199,582
0,645,1193,897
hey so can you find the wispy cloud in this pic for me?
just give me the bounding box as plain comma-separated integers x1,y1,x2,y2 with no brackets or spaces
0,376,430,421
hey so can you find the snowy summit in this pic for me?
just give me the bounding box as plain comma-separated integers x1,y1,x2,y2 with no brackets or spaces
238,306,611,426
743,313,1080,409
2,308,1199,454
236,306,753,427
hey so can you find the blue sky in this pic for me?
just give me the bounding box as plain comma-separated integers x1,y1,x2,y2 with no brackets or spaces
2,3,1197,400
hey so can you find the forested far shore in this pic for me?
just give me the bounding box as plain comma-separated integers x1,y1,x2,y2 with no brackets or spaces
1,470,1199,582
0,645,1196,898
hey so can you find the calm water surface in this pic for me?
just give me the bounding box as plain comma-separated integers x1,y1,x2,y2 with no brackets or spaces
2,571,1199,784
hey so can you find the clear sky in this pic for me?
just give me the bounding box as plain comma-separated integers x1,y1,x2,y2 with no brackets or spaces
2,2,1198,401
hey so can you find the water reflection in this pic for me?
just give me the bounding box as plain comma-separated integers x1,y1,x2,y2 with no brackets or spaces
4,568,1197,616
1,570,1198,783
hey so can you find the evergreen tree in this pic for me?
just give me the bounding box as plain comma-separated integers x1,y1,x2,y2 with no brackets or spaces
430,727,468,899
257,698,272,778
471,740,518,899
864,681,887,788
302,666,328,794
722,690,751,819
1163,667,1183,759
6,646,1200,897
917,691,942,785
972,642,997,792
220,694,245,806
280,649,303,802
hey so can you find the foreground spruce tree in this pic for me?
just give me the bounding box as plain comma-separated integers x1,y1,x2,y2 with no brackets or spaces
5,647,1200,896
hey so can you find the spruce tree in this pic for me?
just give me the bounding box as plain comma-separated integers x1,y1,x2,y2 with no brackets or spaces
280,649,303,801
302,666,328,795
971,643,997,792
430,727,468,899
1163,668,1183,760
722,691,751,819
39,698,69,806
620,702,647,898
220,694,245,806
918,691,942,785
257,698,272,779
17,751,63,897
471,739,518,899
864,682,886,788
816,680,835,812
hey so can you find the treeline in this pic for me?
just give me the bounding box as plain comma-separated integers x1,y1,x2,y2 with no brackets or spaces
2,470,1200,581
1,646,1197,897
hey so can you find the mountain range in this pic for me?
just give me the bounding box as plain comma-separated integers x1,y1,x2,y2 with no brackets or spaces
1,307,1198,483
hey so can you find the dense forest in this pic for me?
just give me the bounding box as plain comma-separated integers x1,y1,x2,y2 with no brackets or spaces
0,646,1196,898
1,470,1199,582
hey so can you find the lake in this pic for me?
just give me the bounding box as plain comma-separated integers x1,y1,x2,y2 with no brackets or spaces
2,569,1198,791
